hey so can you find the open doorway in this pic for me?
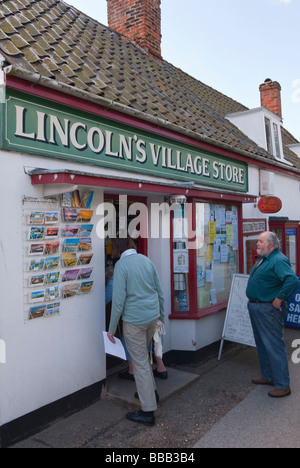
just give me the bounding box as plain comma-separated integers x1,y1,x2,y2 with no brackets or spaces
104,194,148,370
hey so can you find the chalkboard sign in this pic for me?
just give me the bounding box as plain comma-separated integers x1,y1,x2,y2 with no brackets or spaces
218,274,256,360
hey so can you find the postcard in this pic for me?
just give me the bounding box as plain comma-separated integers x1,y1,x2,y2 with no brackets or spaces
45,211,59,224
79,237,92,251
29,304,46,319
81,190,94,209
62,283,79,298
45,271,60,285
30,289,45,303
44,257,60,270
77,224,93,237
61,253,77,267
78,253,93,265
78,268,93,280
61,192,73,207
29,259,45,271
28,211,44,225
63,208,78,223
61,225,80,237
29,274,45,287
29,226,45,240
45,241,60,255
72,190,82,208
173,249,189,273
85,191,94,209
46,302,60,316
45,286,60,301
45,227,59,239
62,269,80,282
29,243,45,255
79,281,93,294
64,238,79,252
78,209,93,222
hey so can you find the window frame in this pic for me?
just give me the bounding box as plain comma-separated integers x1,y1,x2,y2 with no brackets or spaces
169,197,244,320
264,116,284,161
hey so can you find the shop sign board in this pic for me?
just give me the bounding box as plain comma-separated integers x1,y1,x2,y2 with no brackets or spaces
285,278,300,329
257,196,282,213
2,89,248,192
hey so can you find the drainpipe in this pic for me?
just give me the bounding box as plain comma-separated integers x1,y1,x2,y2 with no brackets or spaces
0,55,6,103
0,55,6,146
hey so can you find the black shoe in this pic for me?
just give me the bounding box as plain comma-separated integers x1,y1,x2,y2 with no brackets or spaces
134,390,160,403
153,369,168,380
118,370,135,381
126,410,155,427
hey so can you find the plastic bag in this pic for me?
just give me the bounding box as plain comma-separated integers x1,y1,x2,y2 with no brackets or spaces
153,321,166,359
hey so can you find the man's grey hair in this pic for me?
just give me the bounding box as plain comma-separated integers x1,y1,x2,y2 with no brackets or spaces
266,231,281,250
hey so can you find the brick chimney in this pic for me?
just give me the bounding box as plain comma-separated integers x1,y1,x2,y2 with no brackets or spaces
107,0,162,59
259,78,282,118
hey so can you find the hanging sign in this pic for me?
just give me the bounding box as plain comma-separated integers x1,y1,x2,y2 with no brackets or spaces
257,196,282,213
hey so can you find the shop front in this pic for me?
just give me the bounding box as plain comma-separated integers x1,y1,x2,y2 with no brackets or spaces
0,82,256,443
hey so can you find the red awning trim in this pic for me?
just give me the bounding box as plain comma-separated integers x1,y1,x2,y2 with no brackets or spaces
28,169,257,203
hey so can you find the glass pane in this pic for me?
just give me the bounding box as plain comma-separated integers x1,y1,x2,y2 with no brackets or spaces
271,228,283,248
286,230,297,274
196,203,239,308
173,204,190,312
265,117,273,155
273,123,281,158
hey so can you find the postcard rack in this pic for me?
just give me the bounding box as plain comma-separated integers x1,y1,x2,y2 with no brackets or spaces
22,192,94,320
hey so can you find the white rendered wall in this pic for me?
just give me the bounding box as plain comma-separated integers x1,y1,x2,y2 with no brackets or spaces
0,150,106,426
244,165,300,221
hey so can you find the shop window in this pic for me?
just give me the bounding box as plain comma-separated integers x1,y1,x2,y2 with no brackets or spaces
286,230,297,273
270,220,300,276
172,204,190,313
171,201,240,318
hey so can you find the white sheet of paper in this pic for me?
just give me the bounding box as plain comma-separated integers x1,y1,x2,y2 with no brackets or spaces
102,332,127,361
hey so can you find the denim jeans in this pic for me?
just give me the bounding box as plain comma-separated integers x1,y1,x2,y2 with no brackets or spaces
248,301,290,389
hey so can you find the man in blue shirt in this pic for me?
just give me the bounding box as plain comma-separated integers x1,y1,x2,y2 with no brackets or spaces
246,231,298,398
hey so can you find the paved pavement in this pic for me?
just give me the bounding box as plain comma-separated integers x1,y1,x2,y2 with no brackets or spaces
194,338,300,448
10,327,300,449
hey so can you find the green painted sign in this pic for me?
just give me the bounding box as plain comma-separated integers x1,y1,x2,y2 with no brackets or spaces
3,90,248,192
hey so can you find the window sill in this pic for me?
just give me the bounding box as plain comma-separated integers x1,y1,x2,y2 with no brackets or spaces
169,302,227,320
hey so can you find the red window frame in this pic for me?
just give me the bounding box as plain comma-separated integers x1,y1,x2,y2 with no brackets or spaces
169,198,244,320
269,220,300,276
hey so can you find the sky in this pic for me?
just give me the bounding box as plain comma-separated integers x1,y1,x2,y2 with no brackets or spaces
66,0,300,141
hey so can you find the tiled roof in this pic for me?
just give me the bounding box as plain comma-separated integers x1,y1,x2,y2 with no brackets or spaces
0,0,299,169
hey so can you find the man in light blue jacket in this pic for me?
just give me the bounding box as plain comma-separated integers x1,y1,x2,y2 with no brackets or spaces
107,237,164,427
